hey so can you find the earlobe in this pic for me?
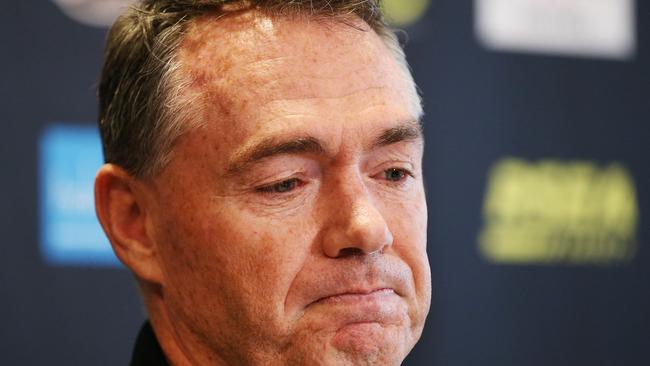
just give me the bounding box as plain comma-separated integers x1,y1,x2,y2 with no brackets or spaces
94,164,164,284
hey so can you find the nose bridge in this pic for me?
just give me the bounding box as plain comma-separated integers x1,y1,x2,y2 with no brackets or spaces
320,169,393,258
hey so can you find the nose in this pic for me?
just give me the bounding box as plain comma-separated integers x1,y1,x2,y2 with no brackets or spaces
320,176,393,258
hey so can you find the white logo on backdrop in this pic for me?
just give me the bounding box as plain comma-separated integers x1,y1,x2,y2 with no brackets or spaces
51,0,135,28
475,0,636,60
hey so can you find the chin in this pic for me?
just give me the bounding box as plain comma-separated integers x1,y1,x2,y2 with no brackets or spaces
324,322,411,366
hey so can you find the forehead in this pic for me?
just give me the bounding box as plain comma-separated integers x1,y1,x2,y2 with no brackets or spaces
174,10,418,152
183,11,372,57
180,11,383,77
179,11,409,102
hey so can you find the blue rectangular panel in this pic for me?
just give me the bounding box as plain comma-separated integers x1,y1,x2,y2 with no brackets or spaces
39,124,121,267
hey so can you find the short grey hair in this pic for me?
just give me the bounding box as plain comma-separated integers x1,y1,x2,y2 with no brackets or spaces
98,0,421,178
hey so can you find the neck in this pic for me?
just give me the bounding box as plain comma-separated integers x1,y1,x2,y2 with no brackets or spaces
140,282,229,366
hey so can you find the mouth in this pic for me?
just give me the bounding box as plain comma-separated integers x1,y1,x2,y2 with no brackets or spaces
305,287,406,328
312,288,396,307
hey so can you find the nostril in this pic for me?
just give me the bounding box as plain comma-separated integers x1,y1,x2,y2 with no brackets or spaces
337,247,365,257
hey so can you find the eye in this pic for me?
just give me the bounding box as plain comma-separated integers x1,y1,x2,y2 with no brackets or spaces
383,168,412,182
256,178,301,194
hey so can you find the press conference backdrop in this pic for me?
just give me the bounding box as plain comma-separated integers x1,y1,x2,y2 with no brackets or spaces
1,1,647,364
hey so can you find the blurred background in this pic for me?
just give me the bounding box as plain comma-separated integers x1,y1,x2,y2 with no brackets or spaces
1,0,648,364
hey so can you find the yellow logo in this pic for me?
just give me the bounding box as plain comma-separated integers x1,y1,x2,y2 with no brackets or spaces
382,0,430,27
478,158,639,265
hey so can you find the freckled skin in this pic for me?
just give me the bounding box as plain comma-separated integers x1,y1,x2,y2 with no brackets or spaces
142,11,430,366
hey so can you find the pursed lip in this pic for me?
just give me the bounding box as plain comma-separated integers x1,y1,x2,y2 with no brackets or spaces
290,258,413,314
310,287,397,307
304,286,406,327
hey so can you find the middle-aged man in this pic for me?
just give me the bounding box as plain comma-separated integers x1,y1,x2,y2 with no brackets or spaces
94,0,431,365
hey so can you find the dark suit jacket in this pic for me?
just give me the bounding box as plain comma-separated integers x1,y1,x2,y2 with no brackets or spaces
130,322,169,366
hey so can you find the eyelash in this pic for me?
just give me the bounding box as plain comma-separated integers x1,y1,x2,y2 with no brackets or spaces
382,167,414,183
255,167,414,195
256,178,303,194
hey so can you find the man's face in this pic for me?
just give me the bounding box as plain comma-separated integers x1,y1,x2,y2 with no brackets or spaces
145,12,430,366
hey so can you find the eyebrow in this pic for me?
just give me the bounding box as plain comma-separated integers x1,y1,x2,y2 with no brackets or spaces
225,121,422,175
226,136,323,175
373,122,423,149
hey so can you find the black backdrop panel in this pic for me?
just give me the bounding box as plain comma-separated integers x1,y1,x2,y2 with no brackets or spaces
1,1,647,365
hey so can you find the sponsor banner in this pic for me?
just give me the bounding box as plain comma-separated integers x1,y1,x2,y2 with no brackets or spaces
475,0,636,59
39,124,120,266
479,158,639,265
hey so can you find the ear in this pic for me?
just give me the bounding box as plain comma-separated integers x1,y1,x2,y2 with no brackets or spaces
94,164,164,284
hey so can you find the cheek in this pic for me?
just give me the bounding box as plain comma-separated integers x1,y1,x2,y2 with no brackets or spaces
384,187,431,315
391,211,429,290
383,184,428,252
160,195,317,322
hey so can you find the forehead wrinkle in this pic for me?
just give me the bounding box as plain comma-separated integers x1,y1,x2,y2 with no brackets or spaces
259,86,390,104
260,113,321,126
256,88,413,125
238,55,292,73
241,62,372,83
232,69,384,104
